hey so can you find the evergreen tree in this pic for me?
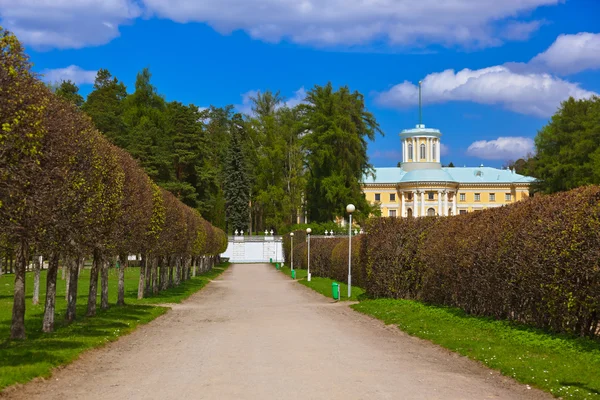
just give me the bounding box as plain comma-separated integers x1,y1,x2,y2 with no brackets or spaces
224,114,251,233
82,69,127,146
53,80,84,107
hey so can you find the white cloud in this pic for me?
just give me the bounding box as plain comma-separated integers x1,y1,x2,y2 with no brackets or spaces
529,32,600,75
40,65,98,85
1,0,557,49
285,87,307,108
375,65,598,117
371,150,402,160
0,0,141,49
141,0,556,48
466,137,534,160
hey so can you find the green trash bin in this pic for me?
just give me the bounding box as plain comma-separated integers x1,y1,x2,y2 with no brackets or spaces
291,270,296,279
270,258,273,263
276,263,280,269
332,282,340,300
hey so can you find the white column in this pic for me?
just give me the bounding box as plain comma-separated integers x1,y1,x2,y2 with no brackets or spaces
452,191,457,215
401,192,405,217
402,140,406,163
413,191,418,217
443,191,448,216
436,139,441,162
420,191,425,217
427,138,431,162
413,137,416,160
437,190,442,216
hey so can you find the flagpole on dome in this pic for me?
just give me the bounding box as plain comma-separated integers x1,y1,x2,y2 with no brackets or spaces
418,80,423,126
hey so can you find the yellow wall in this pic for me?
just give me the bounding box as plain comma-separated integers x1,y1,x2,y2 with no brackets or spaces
363,185,530,216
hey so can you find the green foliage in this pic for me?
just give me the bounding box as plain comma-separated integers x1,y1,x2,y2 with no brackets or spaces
353,299,600,400
52,80,84,107
528,96,600,193
301,83,382,223
223,114,251,232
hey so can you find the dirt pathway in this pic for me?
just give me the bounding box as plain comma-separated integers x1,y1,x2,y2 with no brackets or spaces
3,264,550,399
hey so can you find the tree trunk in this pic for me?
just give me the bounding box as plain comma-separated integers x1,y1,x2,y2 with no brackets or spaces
145,257,153,296
168,262,174,288
10,238,28,339
192,257,196,277
43,253,59,333
32,254,41,305
87,249,101,316
100,257,109,310
152,257,159,295
66,256,80,323
117,254,126,306
174,257,181,286
137,253,146,300
159,257,168,291
64,259,70,301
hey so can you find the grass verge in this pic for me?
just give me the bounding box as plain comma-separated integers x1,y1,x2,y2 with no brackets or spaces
0,262,229,391
352,299,600,400
272,263,364,301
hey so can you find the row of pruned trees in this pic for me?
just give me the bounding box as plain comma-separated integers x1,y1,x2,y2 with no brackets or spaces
0,28,227,339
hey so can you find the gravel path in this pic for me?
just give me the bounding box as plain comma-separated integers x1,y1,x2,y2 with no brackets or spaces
3,263,551,399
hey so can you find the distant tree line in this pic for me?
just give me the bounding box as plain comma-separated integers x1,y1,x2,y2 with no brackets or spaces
50,70,382,235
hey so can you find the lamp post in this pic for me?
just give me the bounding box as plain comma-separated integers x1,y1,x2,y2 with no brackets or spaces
290,232,294,271
306,228,312,281
346,204,355,298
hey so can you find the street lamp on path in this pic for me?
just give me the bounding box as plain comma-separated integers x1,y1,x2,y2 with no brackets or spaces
346,204,356,299
290,232,294,271
306,228,312,281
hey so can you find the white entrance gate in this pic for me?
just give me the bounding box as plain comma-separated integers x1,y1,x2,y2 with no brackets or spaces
221,236,284,263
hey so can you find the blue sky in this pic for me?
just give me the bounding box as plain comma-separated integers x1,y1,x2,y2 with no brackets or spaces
3,0,599,168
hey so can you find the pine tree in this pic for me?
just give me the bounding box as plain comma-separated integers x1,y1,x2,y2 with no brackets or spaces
224,115,251,233
53,80,84,107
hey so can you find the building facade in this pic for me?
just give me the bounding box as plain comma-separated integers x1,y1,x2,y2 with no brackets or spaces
363,124,534,217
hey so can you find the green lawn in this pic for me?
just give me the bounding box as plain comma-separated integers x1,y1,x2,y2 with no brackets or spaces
0,263,229,391
272,263,364,301
353,299,600,400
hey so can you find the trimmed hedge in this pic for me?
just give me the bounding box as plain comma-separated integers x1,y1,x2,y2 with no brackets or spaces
285,186,600,338
363,186,600,338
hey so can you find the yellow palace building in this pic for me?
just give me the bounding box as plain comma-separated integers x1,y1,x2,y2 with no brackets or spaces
362,123,535,217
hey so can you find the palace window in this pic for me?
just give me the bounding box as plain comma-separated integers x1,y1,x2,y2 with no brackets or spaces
428,192,435,200
460,193,466,202
390,193,396,202
427,208,436,216
420,144,426,159
375,193,381,201
474,193,481,202
505,193,511,201
432,143,436,161
489,193,496,202
408,143,413,160
407,208,413,218
459,210,467,215
389,209,397,217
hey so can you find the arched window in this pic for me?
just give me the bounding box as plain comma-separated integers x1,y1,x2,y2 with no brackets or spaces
448,208,453,216
432,143,437,161
408,143,413,160
407,208,413,218
420,144,426,160
427,208,436,217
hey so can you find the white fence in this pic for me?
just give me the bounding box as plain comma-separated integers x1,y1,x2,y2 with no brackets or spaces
221,236,284,263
